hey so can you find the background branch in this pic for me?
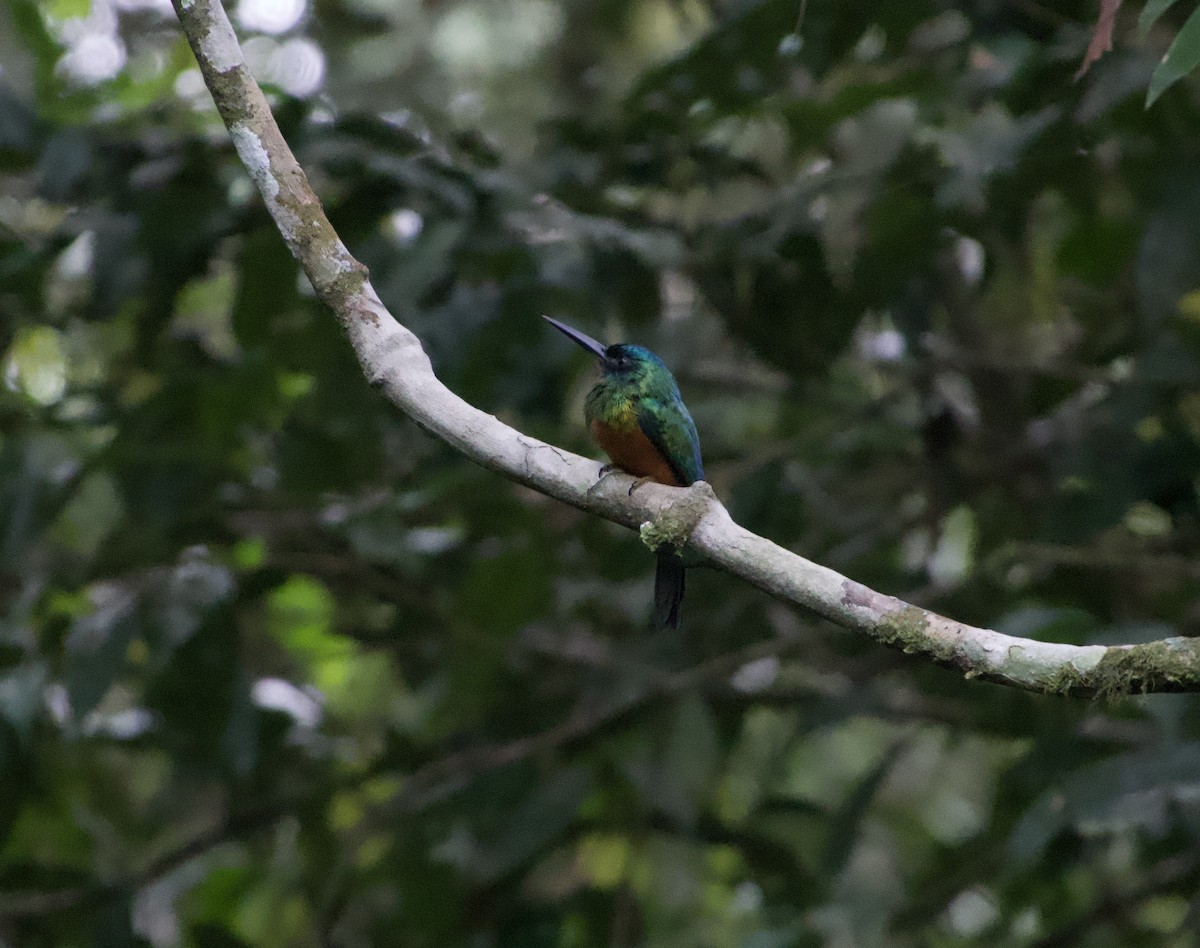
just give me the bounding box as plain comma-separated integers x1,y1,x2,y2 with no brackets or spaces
384,631,806,813
0,801,291,922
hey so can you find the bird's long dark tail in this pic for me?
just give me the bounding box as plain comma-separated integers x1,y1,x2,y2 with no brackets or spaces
654,551,686,630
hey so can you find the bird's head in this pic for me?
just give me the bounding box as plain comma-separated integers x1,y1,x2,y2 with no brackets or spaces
543,316,668,383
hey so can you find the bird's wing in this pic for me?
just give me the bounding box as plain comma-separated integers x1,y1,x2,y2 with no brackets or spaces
636,395,704,486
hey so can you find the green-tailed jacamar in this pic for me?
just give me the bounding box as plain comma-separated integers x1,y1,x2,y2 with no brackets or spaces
544,316,703,630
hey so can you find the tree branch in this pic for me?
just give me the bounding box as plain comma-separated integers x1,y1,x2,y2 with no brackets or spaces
390,632,805,809
0,800,290,921
169,0,1200,697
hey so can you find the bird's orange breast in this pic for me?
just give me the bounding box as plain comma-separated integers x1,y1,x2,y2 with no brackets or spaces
590,419,682,487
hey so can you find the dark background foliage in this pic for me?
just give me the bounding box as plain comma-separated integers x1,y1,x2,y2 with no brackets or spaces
4,0,1200,944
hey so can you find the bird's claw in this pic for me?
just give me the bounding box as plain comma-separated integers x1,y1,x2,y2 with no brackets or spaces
588,466,655,498
627,476,652,497
587,464,624,500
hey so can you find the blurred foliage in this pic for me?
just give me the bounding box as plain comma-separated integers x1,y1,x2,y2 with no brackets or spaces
5,0,1200,945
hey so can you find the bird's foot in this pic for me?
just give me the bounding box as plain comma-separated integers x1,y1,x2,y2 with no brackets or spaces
589,464,647,498
587,464,625,501
627,476,653,497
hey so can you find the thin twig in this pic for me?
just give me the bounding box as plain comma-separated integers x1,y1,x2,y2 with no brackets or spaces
384,633,804,814
0,801,292,921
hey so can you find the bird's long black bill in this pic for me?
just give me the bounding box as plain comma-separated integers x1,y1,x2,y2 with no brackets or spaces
543,315,607,359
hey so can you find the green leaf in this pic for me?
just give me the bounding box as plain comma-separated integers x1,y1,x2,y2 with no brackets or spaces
4,325,66,405
1008,745,1200,862
267,576,341,670
821,740,907,876
0,665,46,741
45,0,90,20
146,602,244,764
64,589,139,718
478,766,591,879
1147,4,1200,105
52,472,122,557
1140,0,1183,37
5,0,62,69
658,694,721,827
0,88,38,164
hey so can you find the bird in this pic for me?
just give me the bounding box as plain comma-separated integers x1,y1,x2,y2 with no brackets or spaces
544,315,703,630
